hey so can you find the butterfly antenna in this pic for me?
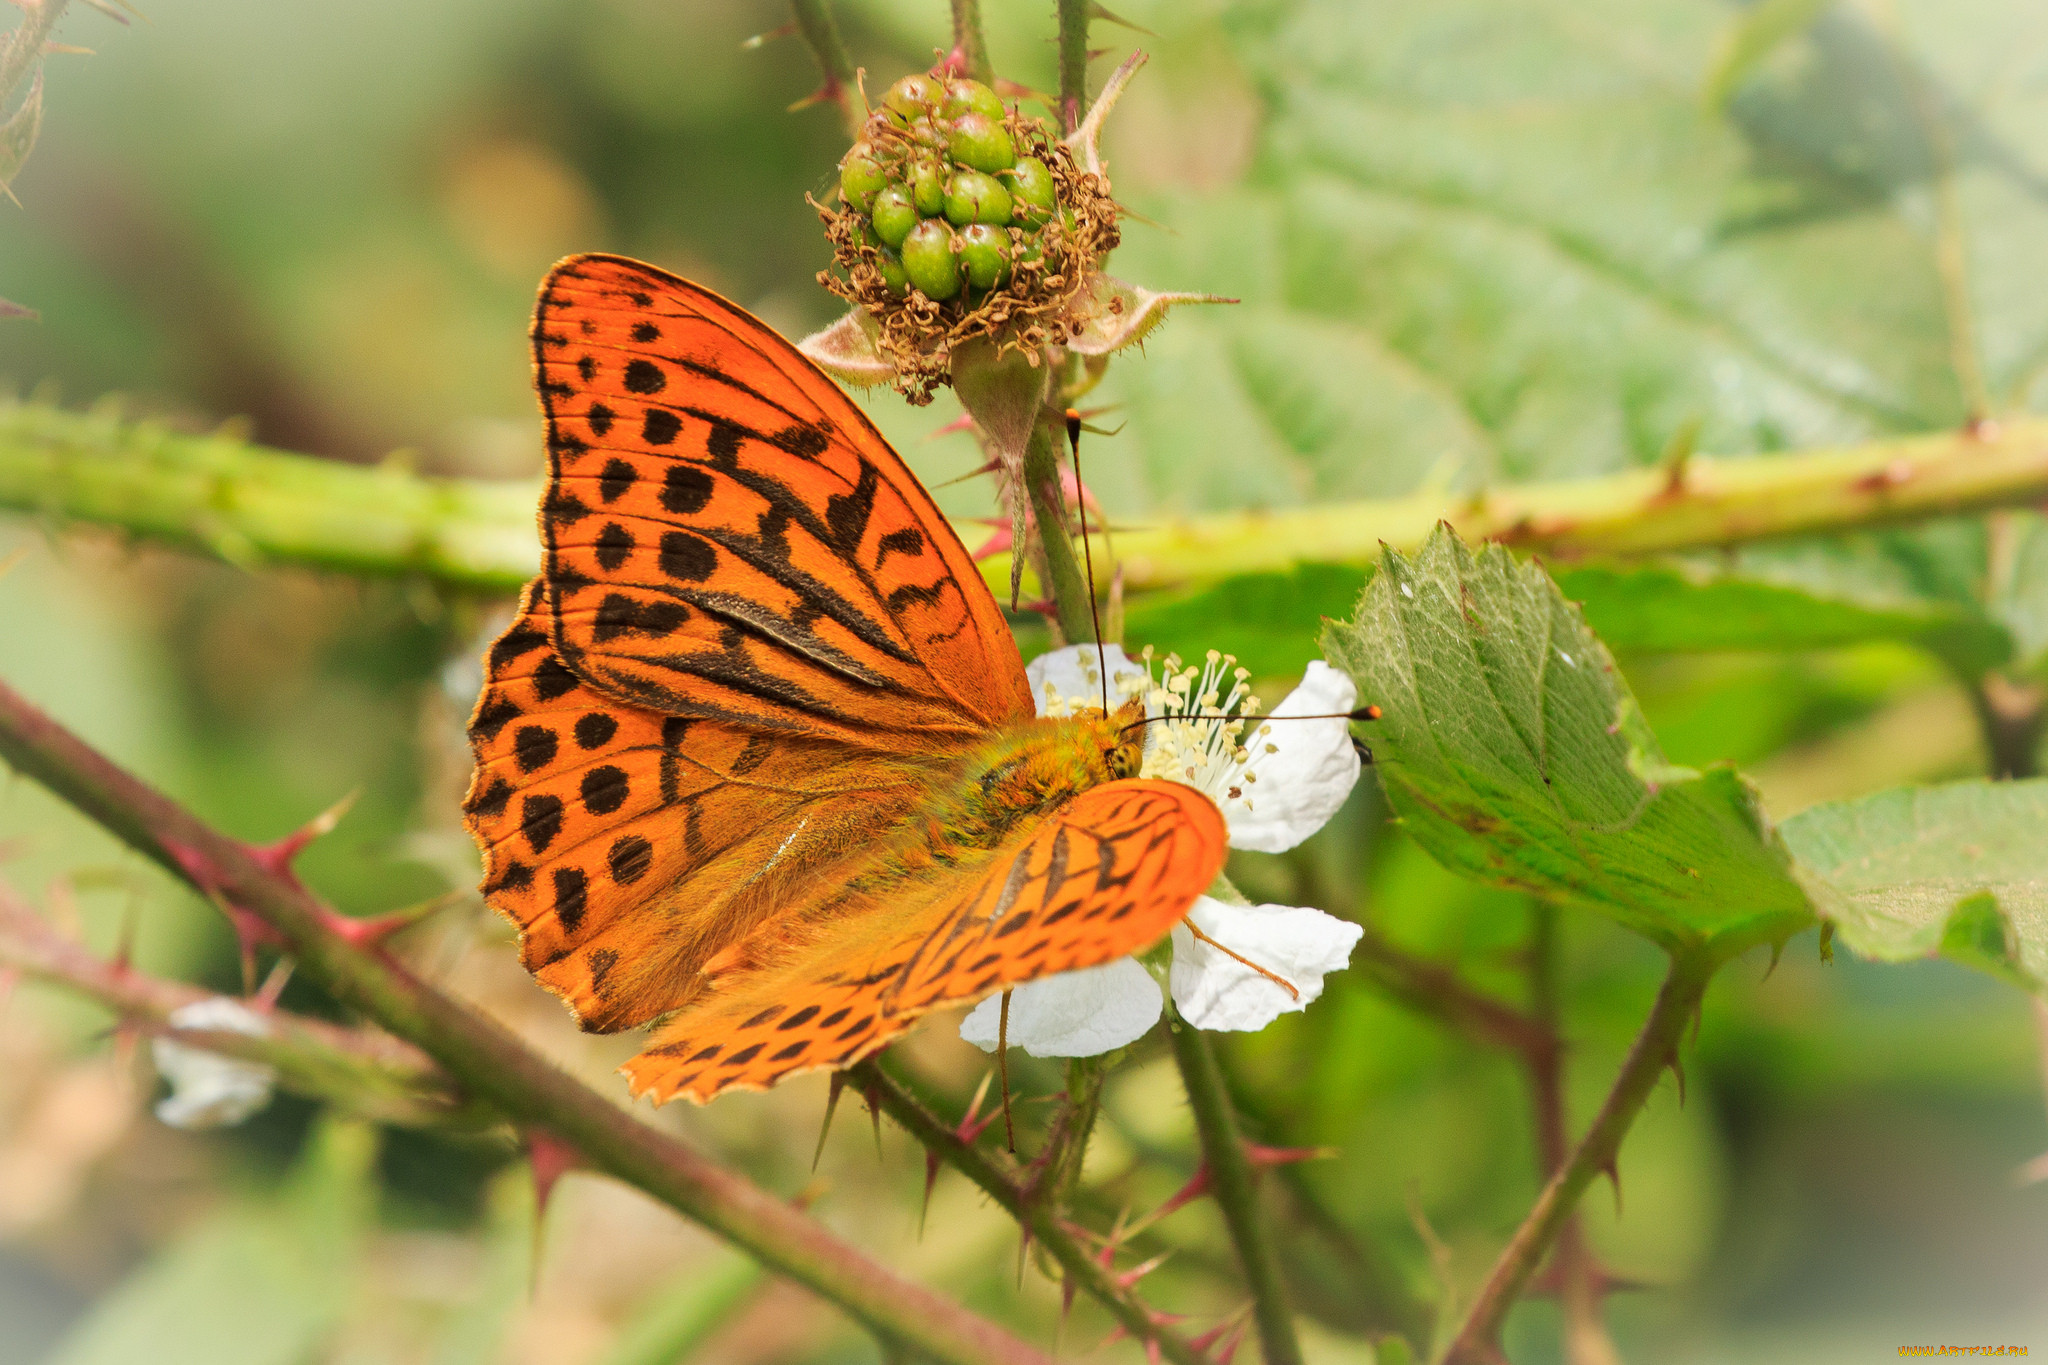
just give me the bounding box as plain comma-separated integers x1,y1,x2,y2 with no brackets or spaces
1064,408,1108,713
997,989,1017,1153
1117,704,1384,740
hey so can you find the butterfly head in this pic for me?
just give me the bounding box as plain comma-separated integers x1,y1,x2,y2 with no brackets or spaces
1099,697,1147,782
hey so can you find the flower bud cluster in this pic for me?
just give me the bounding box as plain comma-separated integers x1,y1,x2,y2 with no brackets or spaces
816,71,1119,400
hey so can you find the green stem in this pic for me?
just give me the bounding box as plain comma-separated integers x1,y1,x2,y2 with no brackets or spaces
1166,1007,1302,1365
1056,0,1090,132
1443,944,1719,1365
1021,420,1098,643
948,0,992,85
0,679,1047,1365
788,0,861,137
1525,904,1620,1365
1212,1039,1436,1348
848,1060,1208,1365
11,402,2048,602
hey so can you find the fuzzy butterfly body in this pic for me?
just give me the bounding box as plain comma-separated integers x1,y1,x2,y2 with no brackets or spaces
464,254,1225,1103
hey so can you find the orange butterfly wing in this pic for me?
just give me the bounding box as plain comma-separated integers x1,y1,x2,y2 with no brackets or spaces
530,254,1032,745
465,254,1229,1104
464,583,926,1033
622,780,1228,1104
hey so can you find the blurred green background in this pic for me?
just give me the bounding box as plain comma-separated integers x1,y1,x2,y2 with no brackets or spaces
3,1,2047,1362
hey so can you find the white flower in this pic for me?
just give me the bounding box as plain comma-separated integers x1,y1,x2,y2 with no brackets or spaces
962,645,1364,1057
152,998,277,1129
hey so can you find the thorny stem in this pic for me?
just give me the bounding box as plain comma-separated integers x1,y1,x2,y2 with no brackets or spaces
788,0,861,138
1212,1040,1435,1349
1526,904,1621,1365
1167,1005,1303,1365
1047,1054,1106,1199
1056,0,1090,132
10,401,2048,602
1444,945,1719,1365
1022,420,1099,645
847,1059,1208,1365
0,883,486,1129
0,680,1050,1365
947,0,992,85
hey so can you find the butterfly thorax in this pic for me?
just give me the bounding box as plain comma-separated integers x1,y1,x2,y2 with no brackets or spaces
933,698,1147,856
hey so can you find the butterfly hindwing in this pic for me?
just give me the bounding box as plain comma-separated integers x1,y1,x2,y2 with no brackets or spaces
532,255,1033,746
464,583,924,1034
620,779,1229,1104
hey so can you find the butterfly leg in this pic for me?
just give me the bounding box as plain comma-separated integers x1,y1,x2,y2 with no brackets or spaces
1183,917,1300,1000
997,989,1016,1153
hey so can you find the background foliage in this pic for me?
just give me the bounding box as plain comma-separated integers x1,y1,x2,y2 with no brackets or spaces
3,1,2048,1362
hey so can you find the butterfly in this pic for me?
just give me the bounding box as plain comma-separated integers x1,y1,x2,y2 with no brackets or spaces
462,254,1227,1104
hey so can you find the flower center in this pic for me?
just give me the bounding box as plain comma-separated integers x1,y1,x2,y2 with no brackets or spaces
1037,646,1270,821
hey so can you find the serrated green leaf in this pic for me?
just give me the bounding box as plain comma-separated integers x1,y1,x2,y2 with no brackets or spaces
1323,526,1814,953
1781,778,2048,990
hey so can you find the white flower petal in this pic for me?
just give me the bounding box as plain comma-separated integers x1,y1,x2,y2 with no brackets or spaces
959,957,1162,1057
1227,661,1362,853
1169,895,1363,1033
1025,643,1140,717
152,998,278,1130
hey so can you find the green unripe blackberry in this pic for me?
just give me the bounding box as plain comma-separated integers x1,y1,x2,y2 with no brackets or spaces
1005,156,1056,227
871,184,918,248
901,220,961,300
944,170,1012,227
957,224,1012,289
877,249,910,296
946,114,1015,174
940,78,1005,123
908,158,946,216
884,74,941,119
839,145,887,214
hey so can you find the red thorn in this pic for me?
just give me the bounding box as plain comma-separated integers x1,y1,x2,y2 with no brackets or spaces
0,965,18,1010
1601,1159,1623,1214
926,413,980,439
1113,1251,1170,1290
1146,1341,1162,1365
162,838,286,991
972,523,1014,561
1061,1266,1078,1321
1668,1050,1687,1107
315,888,460,949
524,1126,583,1222
249,790,357,890
860,1076,885,1157
252,957,295,1011
1245,1142,1333,1168
814,1072,849,1173
1191,1314,1250,1364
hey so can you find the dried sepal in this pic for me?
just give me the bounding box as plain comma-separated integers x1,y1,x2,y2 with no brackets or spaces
1063,273,1235,356
797,307,895,387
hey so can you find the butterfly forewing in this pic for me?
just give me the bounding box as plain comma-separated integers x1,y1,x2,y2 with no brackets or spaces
465,584,924,1033
532,255,1032,745
621,780,1228,1104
